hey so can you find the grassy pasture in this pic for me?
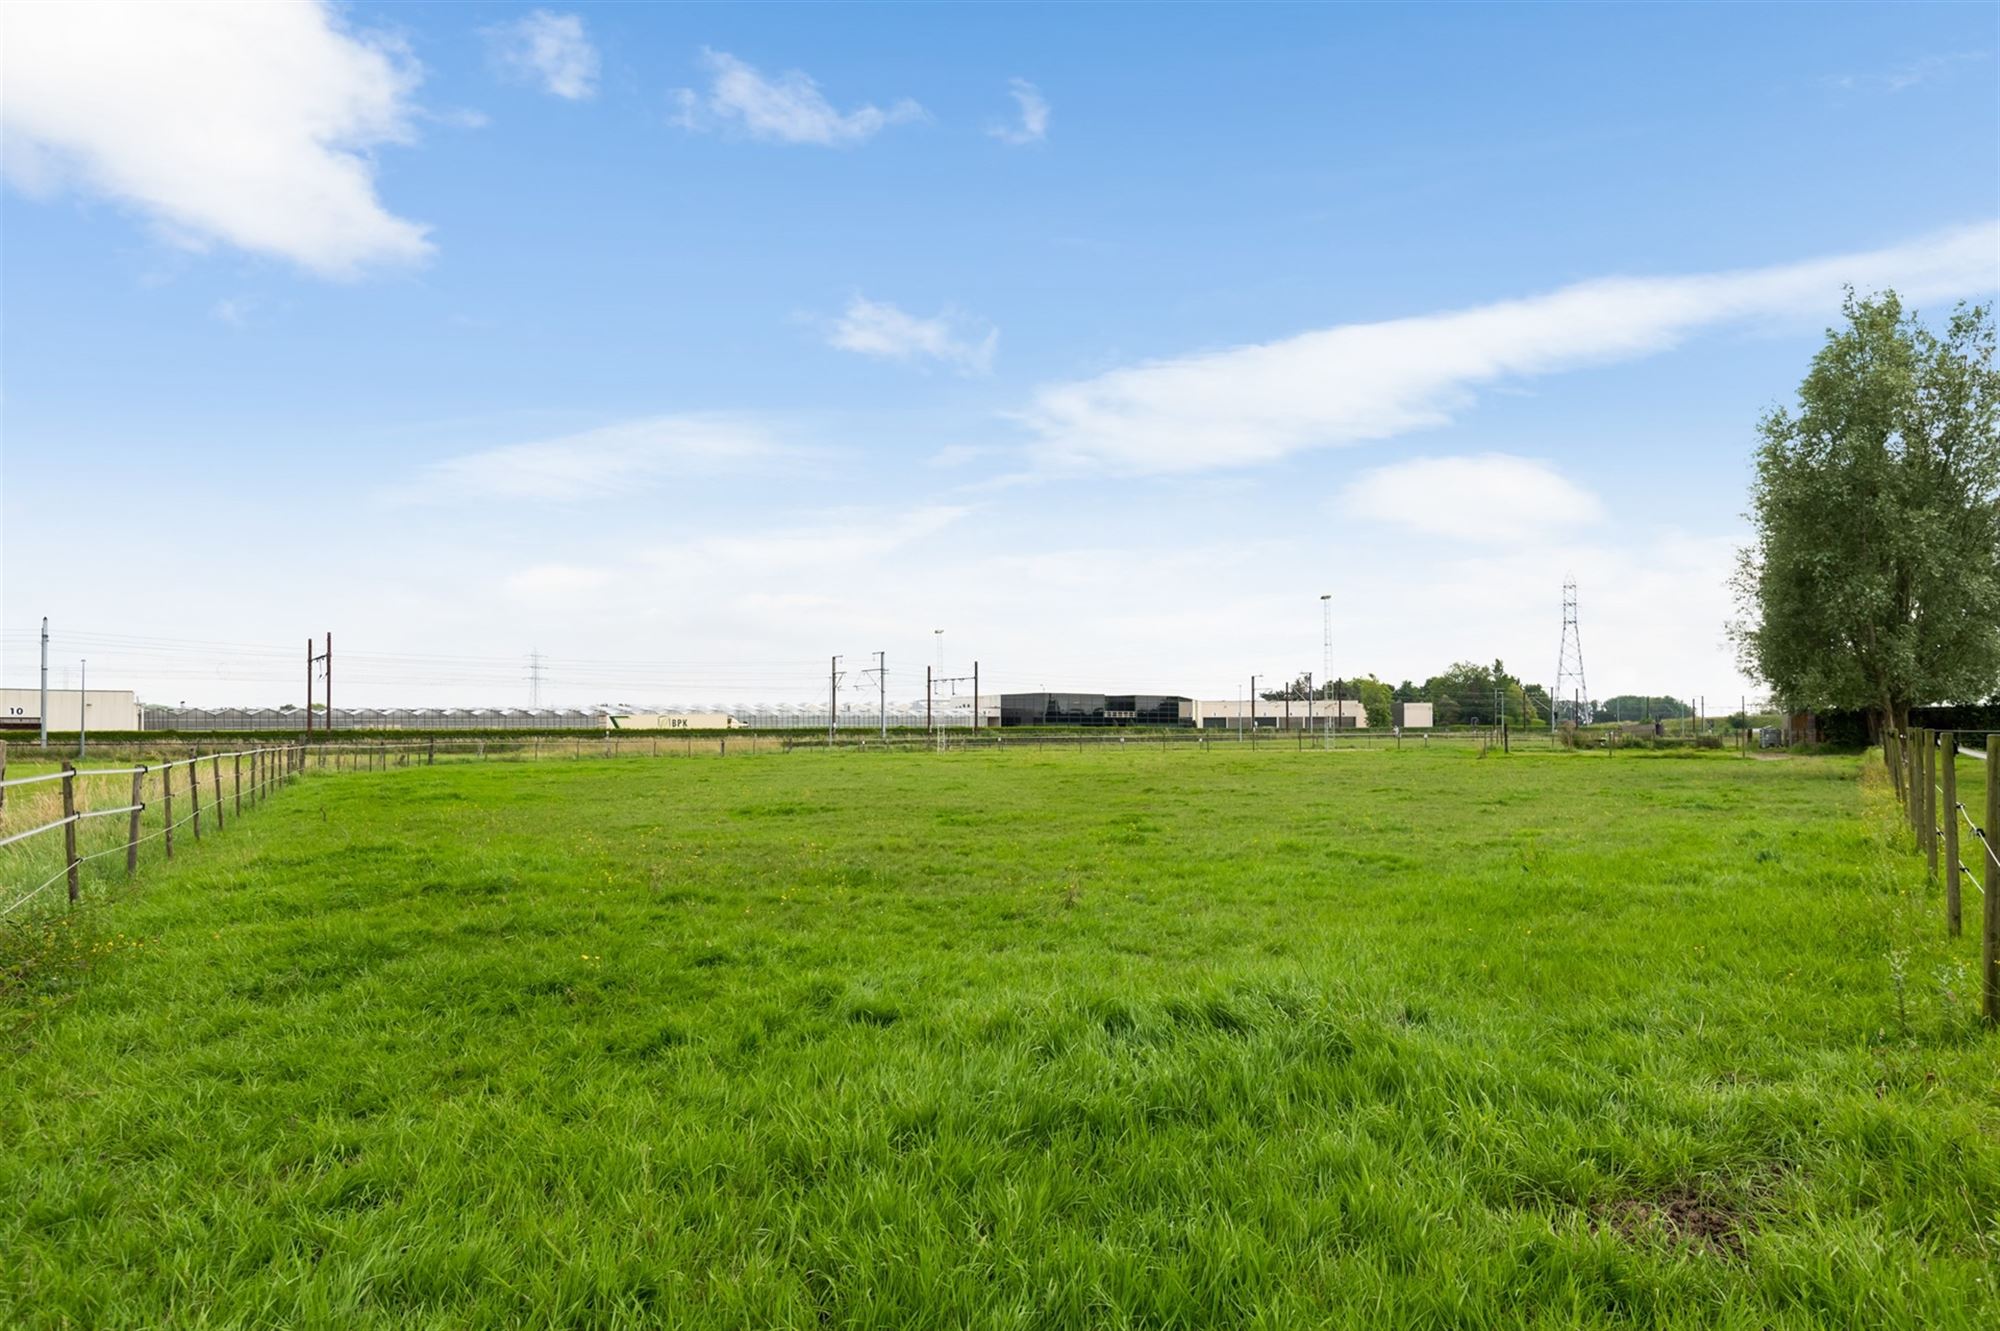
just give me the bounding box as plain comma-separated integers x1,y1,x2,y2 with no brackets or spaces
1,747,1994,1329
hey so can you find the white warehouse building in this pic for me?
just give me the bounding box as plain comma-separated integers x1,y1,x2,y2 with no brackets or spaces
0,688,142,733
1193,698,1369,729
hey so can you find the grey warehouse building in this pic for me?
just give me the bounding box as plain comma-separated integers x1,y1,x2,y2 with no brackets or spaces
999,693,1194,727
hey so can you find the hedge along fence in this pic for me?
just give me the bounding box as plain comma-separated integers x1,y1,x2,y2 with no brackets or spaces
1883,728,1999,1024
0,743,305,919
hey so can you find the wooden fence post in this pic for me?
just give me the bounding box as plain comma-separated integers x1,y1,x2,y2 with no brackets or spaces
1922,731,1936,875
60,762,79,903
1,740,7,813
162,759,175,858
126,765,145,875
188,757,203,840
1942,733,1960,937
234,753,242,814
212,756,225,832
1984,735,1999,1026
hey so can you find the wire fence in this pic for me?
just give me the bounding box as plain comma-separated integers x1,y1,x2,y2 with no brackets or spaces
0,743,304,920
0,718,1813,926
1883,727,1999,1025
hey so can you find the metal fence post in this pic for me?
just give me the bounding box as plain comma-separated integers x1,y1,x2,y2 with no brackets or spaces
60,762,79,903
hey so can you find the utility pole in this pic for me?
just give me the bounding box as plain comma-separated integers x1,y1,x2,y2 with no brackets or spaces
528,649,545,708
972,661,980,730
1249,675,1257,737
875,651,887,741
1320,594,1332,734
926,666,933,733
78,658,87,758
39,616,49,749
829,656,843,743
1305,671,1314,735
308,634,333,734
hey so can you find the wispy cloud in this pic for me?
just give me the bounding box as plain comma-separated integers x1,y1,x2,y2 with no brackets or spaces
828,296,997,373
642,505,970,573
210,296,255,327
389,414,790,504
989,78,1049,145
499,504,970,608
0,0,430,277
1828,50,1989,93
1338,454,1605,545
485,10,600,101
503,563,615,598
672,49,924,146
1022,221,2000,475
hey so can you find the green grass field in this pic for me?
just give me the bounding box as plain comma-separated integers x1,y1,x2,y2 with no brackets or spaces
2,747,1994,1329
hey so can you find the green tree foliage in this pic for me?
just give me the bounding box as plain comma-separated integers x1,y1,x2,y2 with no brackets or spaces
1595,694,1691,722
1423,661,1544,727
1732,292,2000,731
1260,673,1394,727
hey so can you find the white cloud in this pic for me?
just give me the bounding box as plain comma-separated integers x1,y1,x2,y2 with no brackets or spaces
989,78,1049,145
672,49,924,146
829,296,996,373
0,0,431,277
486,10,599,100
1829,50,1989,93
1339,454,1605,545
643,505,969,574
389,414,788,503
1023,220,2000,475
209,296,254,328
504,563,615,598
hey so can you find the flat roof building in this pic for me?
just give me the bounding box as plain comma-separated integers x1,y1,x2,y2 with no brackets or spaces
999,693,1194,727
1193,698,1367,729
1,688,141,732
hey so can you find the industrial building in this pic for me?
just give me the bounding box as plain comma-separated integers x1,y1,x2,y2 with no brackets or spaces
999,693,1194,727
0,688,141,732
1192,698,1368,730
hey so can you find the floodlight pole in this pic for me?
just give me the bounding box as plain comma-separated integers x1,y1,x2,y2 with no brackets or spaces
39,617,49,749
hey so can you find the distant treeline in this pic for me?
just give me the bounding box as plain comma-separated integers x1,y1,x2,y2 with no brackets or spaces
1259,662,1703,728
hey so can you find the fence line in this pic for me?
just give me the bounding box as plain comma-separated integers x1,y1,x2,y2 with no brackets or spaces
1886,728,1998,1025
0,743,303,920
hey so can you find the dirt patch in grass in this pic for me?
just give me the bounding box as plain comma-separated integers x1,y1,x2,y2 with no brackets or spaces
1591,1188,1754,1259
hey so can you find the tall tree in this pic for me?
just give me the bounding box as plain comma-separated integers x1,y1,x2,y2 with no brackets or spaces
1732,292,2000,732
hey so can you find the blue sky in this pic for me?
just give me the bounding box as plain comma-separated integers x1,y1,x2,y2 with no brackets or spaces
3,1,1996,709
